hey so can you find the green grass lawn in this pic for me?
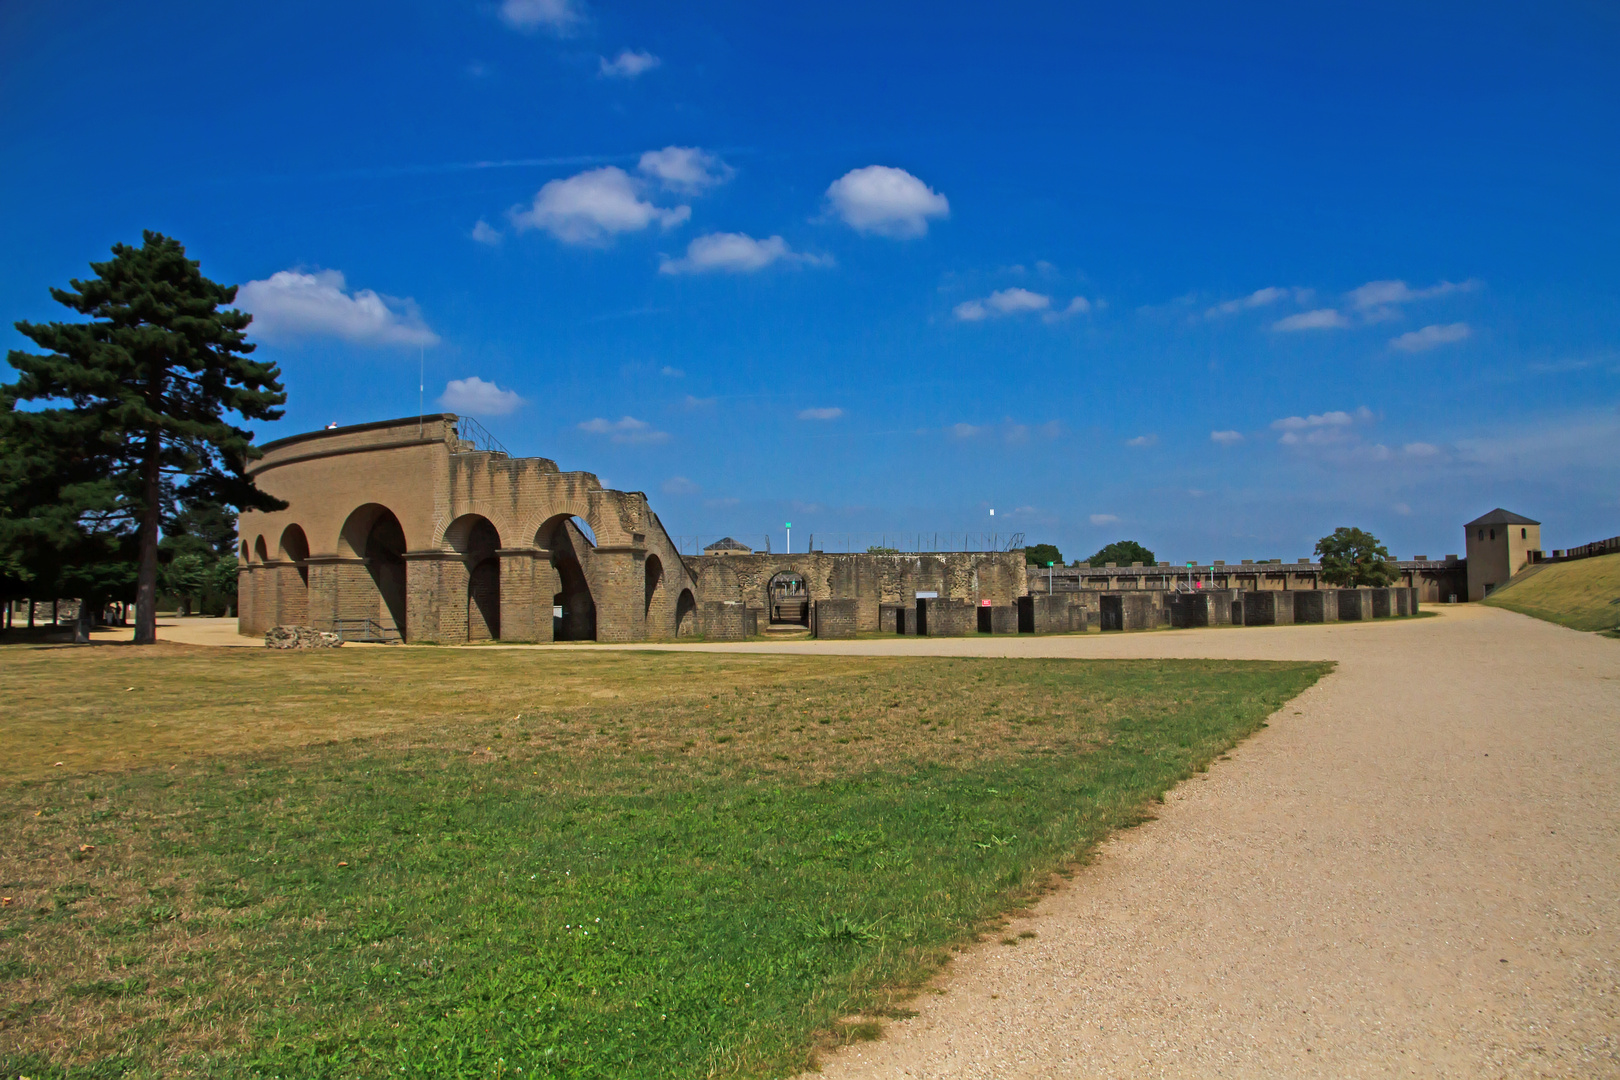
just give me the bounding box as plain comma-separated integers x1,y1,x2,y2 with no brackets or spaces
1483,551,1620,633
0,645,1328,1079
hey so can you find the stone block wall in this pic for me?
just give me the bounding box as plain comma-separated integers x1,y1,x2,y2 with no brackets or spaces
917,597,976,637
1337,589,1372,621
813,598,859,639
1369,588,1393,618
1293,590,1339,624
1242,591,1295,626
698,601,745,641
987,605,1018,634
878,602,916,634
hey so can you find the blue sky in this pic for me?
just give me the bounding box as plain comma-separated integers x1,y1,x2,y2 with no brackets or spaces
3,2,1618,562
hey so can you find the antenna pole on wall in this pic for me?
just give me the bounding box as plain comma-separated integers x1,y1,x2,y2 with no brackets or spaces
418,346,424,438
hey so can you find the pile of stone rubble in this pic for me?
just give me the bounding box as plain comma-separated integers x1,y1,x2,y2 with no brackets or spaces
264,625,344,649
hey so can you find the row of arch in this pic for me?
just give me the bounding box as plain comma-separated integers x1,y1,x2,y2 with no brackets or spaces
244,503,695,642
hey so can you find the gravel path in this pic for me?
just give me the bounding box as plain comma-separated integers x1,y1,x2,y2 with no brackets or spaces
757,605,1618,1078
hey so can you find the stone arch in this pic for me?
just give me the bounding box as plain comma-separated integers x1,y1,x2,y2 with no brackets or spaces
537,514,596,641
767,570,809,626
447,514,501,642
338,503,409,640
277,524,311,626
675,588,696,637
239,540,249,563
254,535,269,562
644,553,666,628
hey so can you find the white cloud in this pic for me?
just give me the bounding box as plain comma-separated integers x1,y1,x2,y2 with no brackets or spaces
1043,296,1092,323
1089,513,1120,525
237,269,439,347
1272,308,1350,332
950,422,984,438
577,415,669,444
499,0,584,33
599,49,660,79
798,406,843,420
661,476,700,495
471,219,502,246
1390,322,1471,352
659,232,829,275
954,287,1052,321
1206,286,1308,317
682,394,715,409
1271,410,1356,431
825,165,949,238
438,376,524,416
511,167,689,245
703,496,740,508
637,146,733,194
1348,278,1478,310
1402,442,1441,457
660,365,684,378
1125,433,1158,447
1210,430,1244,445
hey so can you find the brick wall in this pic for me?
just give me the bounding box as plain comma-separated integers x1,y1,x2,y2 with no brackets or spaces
813,598,858,639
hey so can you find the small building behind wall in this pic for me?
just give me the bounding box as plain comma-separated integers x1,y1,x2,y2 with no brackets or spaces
1465,508,1541,601
237,415,697,644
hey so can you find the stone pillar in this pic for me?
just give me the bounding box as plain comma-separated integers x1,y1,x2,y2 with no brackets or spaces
237,566,257,634
498,548,540,643
405,551,467,644
590,546,647,643
304,556,355,632
533,553,559,644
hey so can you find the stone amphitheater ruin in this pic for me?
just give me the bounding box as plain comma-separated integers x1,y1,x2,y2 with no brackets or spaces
235,414,1495,644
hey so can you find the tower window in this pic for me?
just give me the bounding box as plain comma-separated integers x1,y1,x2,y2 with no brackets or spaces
1521,528,1527,539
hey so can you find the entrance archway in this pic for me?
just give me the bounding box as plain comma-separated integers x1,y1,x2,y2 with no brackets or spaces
675,588,696,637
339,504,409,641
767,571,808,627
540,516,596,641
644,553,665,631
447,514,501,641
277,524,311,625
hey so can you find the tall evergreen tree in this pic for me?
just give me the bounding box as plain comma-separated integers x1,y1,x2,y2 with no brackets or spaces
2,231,286,643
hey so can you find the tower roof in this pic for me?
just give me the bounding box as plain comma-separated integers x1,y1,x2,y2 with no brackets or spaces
703,536,752,553
1466,508,1540,527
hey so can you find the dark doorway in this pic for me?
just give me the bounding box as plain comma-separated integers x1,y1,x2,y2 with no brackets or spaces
549,518,596,641
364,511,408,640
1099,594,1124,631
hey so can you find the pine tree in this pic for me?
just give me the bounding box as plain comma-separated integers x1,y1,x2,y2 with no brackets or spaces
2,231,286,643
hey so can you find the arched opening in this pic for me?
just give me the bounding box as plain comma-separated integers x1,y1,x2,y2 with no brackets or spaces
239,541,249,562
254,535,269,562
767,571,809,627
644,553,665,626
277,524,311,625
539,515,596,641
675,588,697,637
447,514,501,642
339,504,409,641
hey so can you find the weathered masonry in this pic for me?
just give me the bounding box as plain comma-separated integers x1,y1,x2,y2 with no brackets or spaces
237,415,700,643
237,416,1028,644
1029,556,1468,604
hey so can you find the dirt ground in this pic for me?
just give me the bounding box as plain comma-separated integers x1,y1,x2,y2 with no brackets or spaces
99,604,1620,1075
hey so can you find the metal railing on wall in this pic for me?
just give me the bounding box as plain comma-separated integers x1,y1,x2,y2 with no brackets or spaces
452,416,510,457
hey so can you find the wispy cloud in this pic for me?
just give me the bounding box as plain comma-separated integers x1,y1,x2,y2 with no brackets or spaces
1272,308,1350,332
1043,296,1093,323
660,232,830,275
470,219,502,246
1206,286,1309,317
798,406,844,421
1390,323,1470,352
499,0,584,34
1125,433,1158,448
954,287,1051,321
637,147,733,195
1210,430,1244,445
577,415,669,444
1271,406,1374,445
1089,513,1120,525
661,476,700,495
599,49,660,79
1348,278,1479,311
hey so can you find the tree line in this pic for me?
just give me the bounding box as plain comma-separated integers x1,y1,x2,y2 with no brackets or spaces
1,232,285,642
1025,529,1399,586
